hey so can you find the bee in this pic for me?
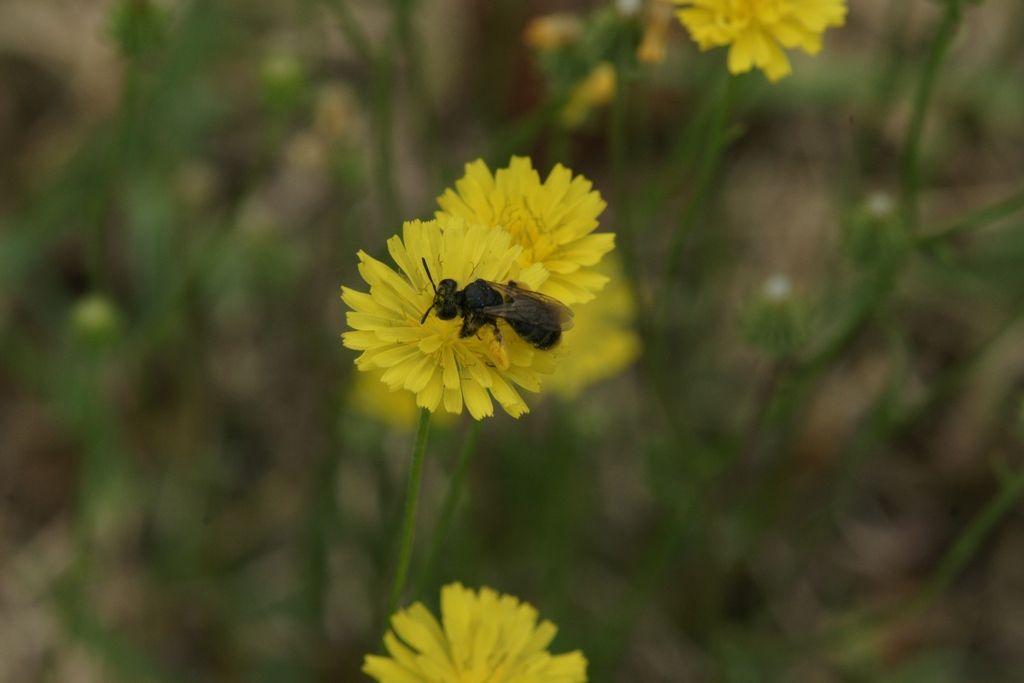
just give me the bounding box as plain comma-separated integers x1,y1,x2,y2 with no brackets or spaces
419,258,574,363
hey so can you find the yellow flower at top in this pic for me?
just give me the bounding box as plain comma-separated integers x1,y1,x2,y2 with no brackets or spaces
341,217,555,420
437,157,614,306
674,0,847,81
363,582,587,683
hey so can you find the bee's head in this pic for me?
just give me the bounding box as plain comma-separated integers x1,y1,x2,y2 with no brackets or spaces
433,279,459,320
419,258,461,324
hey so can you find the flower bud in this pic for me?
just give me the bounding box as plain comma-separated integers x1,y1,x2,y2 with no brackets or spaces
637,0,674,64
741,275,806,358
616,0,644,17
560,62,617,129
70,293,121,345
523,13,583,51
842,191,906,267
260,53,307,112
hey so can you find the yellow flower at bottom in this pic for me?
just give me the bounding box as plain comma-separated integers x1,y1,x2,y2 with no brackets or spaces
437,157,614,306
363,582,587,683
674,0,847,81
543,255,640,398
341,217,555,420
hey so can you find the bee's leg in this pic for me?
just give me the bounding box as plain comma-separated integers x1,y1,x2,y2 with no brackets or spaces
483,319,510,370
459,314,485,339
487,319,503,344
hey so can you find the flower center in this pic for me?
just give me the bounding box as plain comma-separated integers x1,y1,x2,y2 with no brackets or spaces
500,202,556,266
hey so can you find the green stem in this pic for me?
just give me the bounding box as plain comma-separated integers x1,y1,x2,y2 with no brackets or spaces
372,46,400,229
386,408,432,618
648,74,737,383
813,467,1024,658
892,306,1024,434
394,0,442,186
415,420,481,594
901,0,963,233
322,0,399,227
608,57,627,199
662,74,736,289
548,125,571,167
913,469,1024,613
608,41,633,277
805,253,905,371
488,91,571,165
322,0,374,63
917,186,1024,247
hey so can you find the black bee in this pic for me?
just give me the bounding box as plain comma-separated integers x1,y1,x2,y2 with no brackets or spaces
419,258,573,350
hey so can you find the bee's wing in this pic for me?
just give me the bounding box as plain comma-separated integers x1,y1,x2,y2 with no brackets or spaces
477,281,574,331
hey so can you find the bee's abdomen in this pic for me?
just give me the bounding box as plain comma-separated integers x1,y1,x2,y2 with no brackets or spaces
508,320,561,349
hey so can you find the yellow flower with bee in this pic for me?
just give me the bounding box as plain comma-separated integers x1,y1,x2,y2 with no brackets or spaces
341,217,558,420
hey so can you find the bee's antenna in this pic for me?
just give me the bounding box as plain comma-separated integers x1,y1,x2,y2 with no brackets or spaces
419,257,437,324
421,257,438,293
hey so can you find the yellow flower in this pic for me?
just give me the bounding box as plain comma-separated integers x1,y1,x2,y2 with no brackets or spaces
363,582,587,683
341,217,555,420
637,0,676,65
436,157,614,306
560,62,617,129
523,13,584,51
544,255,640,398
348,370,423,429
349,369,459,430
674,0,848,81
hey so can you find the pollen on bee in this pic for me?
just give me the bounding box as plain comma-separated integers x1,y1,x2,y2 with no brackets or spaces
481,325,510,370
